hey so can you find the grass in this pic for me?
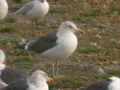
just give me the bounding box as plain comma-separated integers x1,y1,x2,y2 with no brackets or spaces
13,57,33,63
5,17,17,23
0,27,16,33
1,0,120,90
49,9,67,14
77,48,103,54
13,0,24,3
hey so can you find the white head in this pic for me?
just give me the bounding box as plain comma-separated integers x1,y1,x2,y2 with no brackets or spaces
108,76,120,90
58,21,79,33
28,70,53,87
0,50,5,65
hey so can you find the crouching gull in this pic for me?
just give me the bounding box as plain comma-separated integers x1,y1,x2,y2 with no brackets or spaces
76,76,120,90
15,0,49,25
0,49,28,84
0,0,8,20
19,21,83,76
1,70,53,90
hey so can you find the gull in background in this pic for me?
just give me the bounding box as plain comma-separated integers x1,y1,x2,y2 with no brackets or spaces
0,0,8,20
15,0,49,26
19,21,84,76
0,49,28,84
1,70,53,90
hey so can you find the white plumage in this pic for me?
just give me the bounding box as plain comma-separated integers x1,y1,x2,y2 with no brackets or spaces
15,0,49,24
24,21,79,61
0,0,8,19
41,21,78,60
28,70,49,90
108,76,120,90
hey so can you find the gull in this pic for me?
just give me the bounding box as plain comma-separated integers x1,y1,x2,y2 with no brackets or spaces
0,49,28,84
1,70,53,90
0,0,8,20
76,76,120,90
19,21,83,76
15,0,49,25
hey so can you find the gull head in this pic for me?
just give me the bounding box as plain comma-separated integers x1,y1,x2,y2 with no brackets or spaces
59,21,79,33
28,70,53,87
0,49,5,65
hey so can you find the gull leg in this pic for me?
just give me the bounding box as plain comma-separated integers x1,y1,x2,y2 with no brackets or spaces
56,60,60,75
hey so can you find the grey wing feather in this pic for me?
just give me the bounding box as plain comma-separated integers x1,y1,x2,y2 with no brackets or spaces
1,80,28,90
1,66,28,84
15,2,34,15
27,32,57,53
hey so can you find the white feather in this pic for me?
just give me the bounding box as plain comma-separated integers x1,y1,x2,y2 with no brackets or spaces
108,76,120,90
0,0,8,19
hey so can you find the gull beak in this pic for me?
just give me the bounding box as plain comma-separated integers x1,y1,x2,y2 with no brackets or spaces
48,77,54,83
78,28,85,35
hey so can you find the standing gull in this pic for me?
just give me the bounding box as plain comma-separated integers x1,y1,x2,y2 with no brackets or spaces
76,76,120,90
19,21,83,76
1,70,53,90
0,0,8,20
0,49,28,84
15,0,49,25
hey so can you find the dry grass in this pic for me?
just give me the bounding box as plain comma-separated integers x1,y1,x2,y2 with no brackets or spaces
0,0,120,89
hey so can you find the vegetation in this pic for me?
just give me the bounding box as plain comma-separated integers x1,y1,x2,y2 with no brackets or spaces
1,0,120,89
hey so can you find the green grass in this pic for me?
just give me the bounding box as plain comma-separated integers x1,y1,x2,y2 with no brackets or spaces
13,57,33,63
72,8,102,22
109,7,120,14
0,27,16,33
9,49,34,56
50,9,67,14
107,69,120,77
94,73,109,79
77,48,103,54
13,0,24,3
102,42,120,49
5,17,17,23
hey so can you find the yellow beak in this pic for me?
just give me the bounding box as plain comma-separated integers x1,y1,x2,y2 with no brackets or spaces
78,28,85,34
48,77,54,83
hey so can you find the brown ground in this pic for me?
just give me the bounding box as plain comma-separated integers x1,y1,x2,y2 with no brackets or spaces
0,0,120,90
